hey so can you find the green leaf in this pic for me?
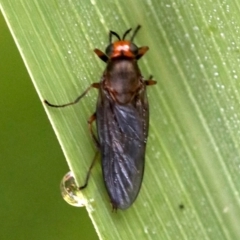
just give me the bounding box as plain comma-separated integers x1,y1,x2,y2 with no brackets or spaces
1,0,240,239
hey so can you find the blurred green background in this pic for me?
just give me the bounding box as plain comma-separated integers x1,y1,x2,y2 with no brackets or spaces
0,11,98,240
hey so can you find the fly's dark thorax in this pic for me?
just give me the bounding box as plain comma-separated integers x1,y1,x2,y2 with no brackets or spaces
104,58,143,104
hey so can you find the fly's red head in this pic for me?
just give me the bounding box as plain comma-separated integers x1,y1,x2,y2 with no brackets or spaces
105,26,142,59
94,25,148,63
106,40,138,59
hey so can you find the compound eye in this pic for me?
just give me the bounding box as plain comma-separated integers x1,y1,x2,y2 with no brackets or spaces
129,43,138,55
105,44,114,56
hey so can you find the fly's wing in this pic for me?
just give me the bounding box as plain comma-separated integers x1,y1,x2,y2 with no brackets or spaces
96,87,149,210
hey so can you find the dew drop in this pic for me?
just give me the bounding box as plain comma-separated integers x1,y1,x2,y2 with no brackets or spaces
60,172,86,207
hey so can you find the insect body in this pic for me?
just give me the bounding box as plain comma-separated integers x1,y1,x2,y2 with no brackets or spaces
45,25,156,210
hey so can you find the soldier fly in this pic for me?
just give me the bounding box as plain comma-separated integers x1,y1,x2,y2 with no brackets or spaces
44,25,156,210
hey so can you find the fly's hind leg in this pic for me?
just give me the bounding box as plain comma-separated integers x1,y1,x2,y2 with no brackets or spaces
44,83,100,107
88,113,100,150
79,112,100,190
79,151,99,190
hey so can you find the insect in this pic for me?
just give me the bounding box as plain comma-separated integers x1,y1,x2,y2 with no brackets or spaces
44,25,156,210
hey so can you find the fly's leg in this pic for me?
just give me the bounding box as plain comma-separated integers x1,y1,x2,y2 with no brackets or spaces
79,151,99,190
145,75,157,86
79,112,100,190
94,49,108,63
44,83,100,107
136,46,149,60
88,113,100,150
44,83,101,190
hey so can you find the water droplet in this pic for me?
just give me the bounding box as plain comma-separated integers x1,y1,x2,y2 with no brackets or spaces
60,172,86,207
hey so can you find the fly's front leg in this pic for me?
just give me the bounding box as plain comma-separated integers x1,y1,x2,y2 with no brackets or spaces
94,49,108,63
